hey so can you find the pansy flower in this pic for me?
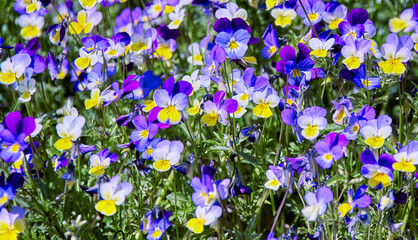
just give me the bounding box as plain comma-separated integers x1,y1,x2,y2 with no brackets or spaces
378,33,414,75
0,54,31,85
331,97,353,125
276,43,315,86
341,36,371,70
182,69,210,94
131,115,158,146
167,8,185,29
187,42,205,66
0,111,35,163
104,32,130,60
88,149,118,177
215,2,247,20
297,106,327,140
339,64,380,90
47,152,69,171
393,141,418,172
338,185,371,217
342,105,375,140
84,88,117,109
202,90,238,126
152,77,192,125
0,206,26,239
125,71,161,101
54,115,85,151
154,37,177,60
323,4,347,30
264,165,284,191
271,1,297,28
186,205,222,234
95,175,133,216
308,30,335,58
151,140,183,172
145,215,171,240
360,115,392,149
378,190,394,211
190,165,230,206
296,0,325,26
389,7,417,33
231,167,253,197
360,149,395,189
131,24,157,55
0,172,24,207
213,18,258,59
302,187,333,221
18,13,44,40
69,8,102,35
136,138,162,160
261,25,280,59
202,45,226,77
338,8,369,41
314,132,348,169
266,0,285,10
252,87,279,118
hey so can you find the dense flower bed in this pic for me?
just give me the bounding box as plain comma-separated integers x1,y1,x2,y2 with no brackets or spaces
0,0,418,239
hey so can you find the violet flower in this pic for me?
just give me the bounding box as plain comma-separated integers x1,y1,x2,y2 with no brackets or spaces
314,132,348,169
360,149,395,189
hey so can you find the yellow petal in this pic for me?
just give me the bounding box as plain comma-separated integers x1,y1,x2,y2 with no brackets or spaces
85,99,98,109
13,219,26,233
343,57,360,70
89,166,105,176
202,113,218,126
186,218,205,234
393,161,416,172
389,18,407,33
74,57,91,70
364,137,384,149
54,137,73,151
21,26,40,40
0,72,17,85
153,160,171,172
338,203,352,217
96,200,117,216
253,103,273,118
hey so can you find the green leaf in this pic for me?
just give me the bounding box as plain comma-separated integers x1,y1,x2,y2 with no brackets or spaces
326,175,345,186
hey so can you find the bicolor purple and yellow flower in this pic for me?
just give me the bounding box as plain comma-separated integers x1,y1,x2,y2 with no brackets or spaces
186,205,222,234
84,88,117,109
331,98,353,125
378,33,414,75
151,140,183,172
0,54,31,85
360,115,392,149
360,149,395,189
389,7,417,33
341,36,371,70
393,141,418,172
296,0,325,26
0,207,26,239
308,30,335,58
152,77,192,125
338,185,371,217
252,87,279,118
54,115,85,151
69,8,102,35
89,149,118,177
95,175,133,216
323,4,347,30
338,8,369,40
271,2,297,28
18,13,44,40
264,165,284,191
131,115,158,146
0,111,35,163
214,18,251,59
315,132,348,169
297,106,327,140
339,64,380,90
261,25,280,59
202,91,238,126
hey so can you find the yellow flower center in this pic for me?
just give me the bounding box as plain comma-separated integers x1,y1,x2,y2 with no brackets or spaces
229,40,239,50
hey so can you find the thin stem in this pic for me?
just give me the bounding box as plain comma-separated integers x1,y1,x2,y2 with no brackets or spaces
297,0,318,37
269,183,290,234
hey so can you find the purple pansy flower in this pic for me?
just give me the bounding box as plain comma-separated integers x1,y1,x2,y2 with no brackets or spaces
261,24,280,59
297,106,327,140
151,77,192,125
202,90,238,126
131,115,159,146
315,132,348,169
338,8,369,40
302,187,333,221
360,149,396,189
276,43,315,86
296,0,326,26
0,111,35,163
331,97,353,125
339,64,380,90
338,185,372,217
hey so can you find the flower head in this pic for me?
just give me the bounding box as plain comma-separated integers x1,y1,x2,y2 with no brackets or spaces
302,187,333,221
360,149,395,189
95,175,133,216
